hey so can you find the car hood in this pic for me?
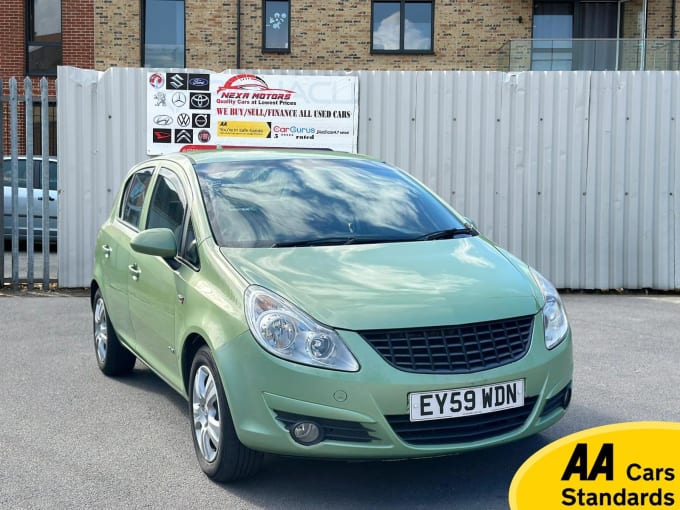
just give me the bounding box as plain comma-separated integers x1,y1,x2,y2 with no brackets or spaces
221,238,540,331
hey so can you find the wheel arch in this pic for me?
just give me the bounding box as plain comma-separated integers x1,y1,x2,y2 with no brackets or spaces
182,334,209,396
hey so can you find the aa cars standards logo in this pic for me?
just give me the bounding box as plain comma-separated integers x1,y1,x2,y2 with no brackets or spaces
509,422,680,509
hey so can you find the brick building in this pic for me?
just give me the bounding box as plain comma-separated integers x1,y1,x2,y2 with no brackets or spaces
2,0,679,154
1,0,94,155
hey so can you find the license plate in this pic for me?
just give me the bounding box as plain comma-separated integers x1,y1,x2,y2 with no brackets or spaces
409,379,525,422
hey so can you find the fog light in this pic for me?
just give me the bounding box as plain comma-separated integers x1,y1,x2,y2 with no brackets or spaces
290,421,322,445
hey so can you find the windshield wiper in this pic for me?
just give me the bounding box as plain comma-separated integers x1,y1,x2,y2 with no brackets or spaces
271,236,411,248
271,237,358,247
415,227,477,241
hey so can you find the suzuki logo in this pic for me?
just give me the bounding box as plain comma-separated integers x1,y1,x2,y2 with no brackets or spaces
168,73,186,89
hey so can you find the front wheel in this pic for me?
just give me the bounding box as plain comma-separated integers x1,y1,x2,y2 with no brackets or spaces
92,289,136,376
189,346,263,482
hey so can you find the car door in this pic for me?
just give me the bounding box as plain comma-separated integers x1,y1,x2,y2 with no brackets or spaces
99,167,155,344
127,165,188,390
31,159,58,242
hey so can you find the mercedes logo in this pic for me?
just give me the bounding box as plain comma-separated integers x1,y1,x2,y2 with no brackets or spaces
172,92,187,107
190,94,210,109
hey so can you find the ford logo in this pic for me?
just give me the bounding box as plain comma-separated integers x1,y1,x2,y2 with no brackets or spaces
190,77,209,87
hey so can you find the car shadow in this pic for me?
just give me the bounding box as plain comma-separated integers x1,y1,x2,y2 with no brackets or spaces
212,403,612,510
109,364,188,415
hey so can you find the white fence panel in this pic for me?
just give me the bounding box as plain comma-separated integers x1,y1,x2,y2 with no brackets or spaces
57,67,680,290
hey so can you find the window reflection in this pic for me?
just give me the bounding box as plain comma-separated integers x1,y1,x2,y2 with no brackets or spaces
264,0,290,51
144,0,185,67
27,0,62,76
196,158,463,247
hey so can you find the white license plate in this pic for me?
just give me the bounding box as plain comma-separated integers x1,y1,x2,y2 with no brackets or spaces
409,379,525,422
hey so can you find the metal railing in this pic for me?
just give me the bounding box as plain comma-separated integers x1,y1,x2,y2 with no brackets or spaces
499,39,680,71
1,77,57,290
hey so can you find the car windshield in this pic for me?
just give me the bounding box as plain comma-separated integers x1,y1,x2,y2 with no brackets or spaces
194,157,468,248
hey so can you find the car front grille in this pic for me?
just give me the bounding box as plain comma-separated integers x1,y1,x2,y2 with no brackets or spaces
385,396,538,446
359,315,535,374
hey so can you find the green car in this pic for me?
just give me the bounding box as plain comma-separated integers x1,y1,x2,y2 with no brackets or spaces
91,149,572,482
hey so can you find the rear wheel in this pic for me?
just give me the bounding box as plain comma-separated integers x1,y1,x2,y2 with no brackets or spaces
92,289,136,376
190,346,263,482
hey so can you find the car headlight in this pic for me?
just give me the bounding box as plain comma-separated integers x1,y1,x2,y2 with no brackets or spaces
244,286,360,372
529,268,569,350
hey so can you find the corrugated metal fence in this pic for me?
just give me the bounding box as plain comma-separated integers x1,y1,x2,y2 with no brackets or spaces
1,77,56,289
57,67,680,290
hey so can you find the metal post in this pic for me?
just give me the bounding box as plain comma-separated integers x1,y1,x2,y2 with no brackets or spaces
641,0,648,70
0,78,4,288
25,78,34,290
9,78,19,289
41,78,49,288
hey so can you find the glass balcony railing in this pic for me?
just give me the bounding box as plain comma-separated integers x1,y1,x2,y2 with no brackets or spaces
499,39,680,71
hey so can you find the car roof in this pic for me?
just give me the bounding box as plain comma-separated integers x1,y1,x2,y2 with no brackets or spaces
157,149,376,166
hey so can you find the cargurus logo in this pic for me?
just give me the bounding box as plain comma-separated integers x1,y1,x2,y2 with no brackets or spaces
273,125,315,134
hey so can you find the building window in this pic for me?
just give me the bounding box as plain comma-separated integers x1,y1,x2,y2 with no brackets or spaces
263,0,290,52
26,0,62,76
143,0,185,67
371,0,433,53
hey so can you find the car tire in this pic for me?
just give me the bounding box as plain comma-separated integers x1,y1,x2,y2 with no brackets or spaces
92,289,136,376
189,346,263,482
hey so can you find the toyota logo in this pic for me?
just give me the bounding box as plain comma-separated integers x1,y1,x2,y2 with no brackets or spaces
190,94,210,109
172,92,187,107
153,115,173,126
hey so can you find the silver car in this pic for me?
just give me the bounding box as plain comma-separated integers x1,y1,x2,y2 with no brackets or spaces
2,156,58,244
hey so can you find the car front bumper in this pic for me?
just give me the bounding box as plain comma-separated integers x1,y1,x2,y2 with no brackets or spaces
215,313,573,459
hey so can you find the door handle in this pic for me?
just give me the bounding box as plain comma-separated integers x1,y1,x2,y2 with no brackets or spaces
128,264,141,281
102,244,112,258
37,196,55,201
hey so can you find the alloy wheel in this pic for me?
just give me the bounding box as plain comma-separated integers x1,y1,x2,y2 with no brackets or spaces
192,365,221,463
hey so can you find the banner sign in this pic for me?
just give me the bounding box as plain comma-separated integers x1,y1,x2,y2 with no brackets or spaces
146,72,358,154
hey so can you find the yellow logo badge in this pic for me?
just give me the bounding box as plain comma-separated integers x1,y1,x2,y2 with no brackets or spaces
509,422,680,509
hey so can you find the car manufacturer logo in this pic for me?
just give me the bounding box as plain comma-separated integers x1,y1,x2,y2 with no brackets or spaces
149,73,164,89
189,77,208,87
152,128,172,143
167,73,187,90
153,92,167,107
192,113,210,128
177,113,191,127
175,129,193,144
190,93,211,109
153,115,173,126
188,74,210,91
172,92,187,108
198,130,211,143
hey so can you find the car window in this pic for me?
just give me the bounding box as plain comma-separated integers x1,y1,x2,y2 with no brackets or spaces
146,169,187,243
48,161,58,191
194,157,465,248
3,159,27,187
120,169,153,229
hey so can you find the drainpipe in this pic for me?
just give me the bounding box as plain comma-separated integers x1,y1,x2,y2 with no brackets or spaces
640,0,648,70
672,0,676,38
236,0,242,69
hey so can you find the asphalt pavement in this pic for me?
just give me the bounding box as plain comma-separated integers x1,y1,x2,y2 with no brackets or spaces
0,292,678,509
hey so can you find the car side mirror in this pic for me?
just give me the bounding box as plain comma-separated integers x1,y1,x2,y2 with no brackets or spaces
130,228,178,258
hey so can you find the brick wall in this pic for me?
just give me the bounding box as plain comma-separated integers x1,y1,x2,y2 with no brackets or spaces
93,0,680,73
1,0,93,155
